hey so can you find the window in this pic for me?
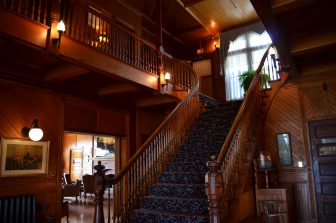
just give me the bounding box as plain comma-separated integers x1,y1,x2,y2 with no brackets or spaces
225,31,272,100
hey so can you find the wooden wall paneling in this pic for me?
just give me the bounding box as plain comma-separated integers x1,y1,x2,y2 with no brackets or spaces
327,82,336,113
97,109,126,135
200,76,213,97
63,133,77,174
264,86,306,168
135,109,166,149
302,84,330,119
294,183,313,220
0,80,64,220
64,102,97,132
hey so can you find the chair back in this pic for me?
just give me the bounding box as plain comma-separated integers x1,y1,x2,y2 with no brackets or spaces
63,173,71,184
82,174,95,196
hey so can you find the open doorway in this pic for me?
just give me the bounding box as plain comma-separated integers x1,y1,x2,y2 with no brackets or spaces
63,132,120,182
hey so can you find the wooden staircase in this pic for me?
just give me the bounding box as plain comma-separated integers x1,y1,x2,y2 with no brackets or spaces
205,45,290,223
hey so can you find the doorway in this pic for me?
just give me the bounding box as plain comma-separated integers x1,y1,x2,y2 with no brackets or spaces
309,118,336,223
63,133,120,182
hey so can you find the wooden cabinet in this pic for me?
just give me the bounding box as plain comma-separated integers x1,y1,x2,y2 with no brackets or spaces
254,160,289,222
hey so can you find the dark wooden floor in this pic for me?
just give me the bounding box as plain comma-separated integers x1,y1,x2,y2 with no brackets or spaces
61,195,113,223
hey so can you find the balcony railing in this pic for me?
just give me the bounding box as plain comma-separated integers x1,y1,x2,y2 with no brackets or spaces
62,0,158,75
0,0,50,25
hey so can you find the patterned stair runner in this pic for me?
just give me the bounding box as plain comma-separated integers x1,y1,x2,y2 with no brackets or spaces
132,100,242,223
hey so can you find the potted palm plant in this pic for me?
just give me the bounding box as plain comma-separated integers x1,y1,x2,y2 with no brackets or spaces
239,70,270,92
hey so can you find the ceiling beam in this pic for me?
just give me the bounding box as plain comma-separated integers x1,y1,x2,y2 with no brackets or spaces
290,30,336,55
180,0,205,7
250,0,298,77
176,0,214,36
271,0,314,14
44,64,89,82
98,84,139,96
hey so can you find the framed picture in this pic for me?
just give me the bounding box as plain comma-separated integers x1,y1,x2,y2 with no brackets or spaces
0,138,49,177
276,133,292,166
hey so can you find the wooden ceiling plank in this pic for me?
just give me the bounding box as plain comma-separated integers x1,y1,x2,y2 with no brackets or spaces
44,64,89,82
181,0,205,7
98,84,139,96
250,0,298,77
176,0,214,35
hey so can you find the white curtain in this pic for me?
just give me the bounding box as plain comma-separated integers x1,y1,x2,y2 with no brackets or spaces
223,31,272,101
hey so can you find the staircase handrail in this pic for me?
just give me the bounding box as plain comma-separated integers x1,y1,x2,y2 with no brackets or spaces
105,59,199,222
111,81,198,184
217,45,272,161
205,45,275,222
162,55,197,89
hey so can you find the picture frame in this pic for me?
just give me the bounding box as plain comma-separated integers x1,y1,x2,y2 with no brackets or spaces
0,138,49,177
276,133,292,167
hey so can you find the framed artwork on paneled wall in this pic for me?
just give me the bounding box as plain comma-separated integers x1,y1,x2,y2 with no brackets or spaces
0,138,49,177
276,133,292,166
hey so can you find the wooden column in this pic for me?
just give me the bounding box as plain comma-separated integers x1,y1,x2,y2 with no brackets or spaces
205,155,224,223
93,161,106,223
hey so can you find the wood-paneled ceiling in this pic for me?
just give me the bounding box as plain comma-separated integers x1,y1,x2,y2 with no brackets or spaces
120,0,259,43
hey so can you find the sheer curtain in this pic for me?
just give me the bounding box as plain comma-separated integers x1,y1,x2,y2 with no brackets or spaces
220,23,272,101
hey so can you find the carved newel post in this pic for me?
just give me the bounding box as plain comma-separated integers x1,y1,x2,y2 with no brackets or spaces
93,161,106,223
205,155,223,223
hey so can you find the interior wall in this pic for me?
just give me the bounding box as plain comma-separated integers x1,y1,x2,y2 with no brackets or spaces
63,133,93,177
0,78,132,221
0,79,64,221
136,109,166,149
264,69,336,223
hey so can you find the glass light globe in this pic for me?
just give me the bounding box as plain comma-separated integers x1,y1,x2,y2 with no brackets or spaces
29,128,43,141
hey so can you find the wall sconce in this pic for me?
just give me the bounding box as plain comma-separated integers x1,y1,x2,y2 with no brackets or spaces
52,20,66,47
214,41,217,50
162,72,171,91
21,119,44,141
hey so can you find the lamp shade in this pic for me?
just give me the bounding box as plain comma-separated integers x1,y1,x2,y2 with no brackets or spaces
164,72,171,80
29,127,43,141
57,20,66,33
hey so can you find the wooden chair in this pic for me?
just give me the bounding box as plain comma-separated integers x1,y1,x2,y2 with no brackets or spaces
82,174,95,198
63,173,72,185
62,179,82,202
258,200,287,223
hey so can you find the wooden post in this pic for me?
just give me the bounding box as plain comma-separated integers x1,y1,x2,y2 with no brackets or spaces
205,155,223,223
93,161,106,223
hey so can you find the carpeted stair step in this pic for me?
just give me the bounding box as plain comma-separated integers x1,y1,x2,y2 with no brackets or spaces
148,183,207,199
165,162,208,172
140,195,209,215
159,172,206,184
171,155,214,163
131,101,242,222
132,208,210,223
172,150,220,162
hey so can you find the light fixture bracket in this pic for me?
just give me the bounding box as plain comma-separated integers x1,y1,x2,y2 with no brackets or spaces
21,119,43,141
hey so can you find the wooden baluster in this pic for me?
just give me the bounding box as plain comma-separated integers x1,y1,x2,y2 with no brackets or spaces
93,161,106,223
206,155,224,223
